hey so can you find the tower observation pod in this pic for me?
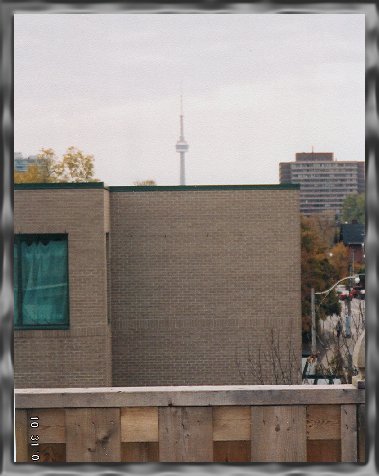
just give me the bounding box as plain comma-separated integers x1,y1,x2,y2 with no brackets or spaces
176,95,189,185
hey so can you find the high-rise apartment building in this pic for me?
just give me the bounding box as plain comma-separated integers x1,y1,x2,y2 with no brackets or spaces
279,151,365,215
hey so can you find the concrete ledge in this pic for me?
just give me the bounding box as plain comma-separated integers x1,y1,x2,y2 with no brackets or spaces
15,384,365,408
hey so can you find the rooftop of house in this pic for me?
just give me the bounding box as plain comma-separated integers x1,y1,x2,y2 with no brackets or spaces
340,223,365,245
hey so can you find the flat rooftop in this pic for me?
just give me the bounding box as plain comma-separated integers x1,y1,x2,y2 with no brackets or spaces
14,183,300,191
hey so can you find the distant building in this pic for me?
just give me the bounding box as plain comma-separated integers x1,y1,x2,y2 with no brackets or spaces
14,152,39,172
279,151,365,215
340,221,365,265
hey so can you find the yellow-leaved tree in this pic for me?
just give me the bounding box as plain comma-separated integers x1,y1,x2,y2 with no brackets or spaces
133,180,157,186
14,164,49,184
14,147,99,183
328,242,349,280
54,146,98,183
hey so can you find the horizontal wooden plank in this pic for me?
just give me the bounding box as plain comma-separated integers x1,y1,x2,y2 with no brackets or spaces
213,406,250,441
306,405,340,440
27,409,65,443
121,442,159,462
307,439,341,462
214,441,250,462
15,385,364,408
121,407,158,442
30,443,66,463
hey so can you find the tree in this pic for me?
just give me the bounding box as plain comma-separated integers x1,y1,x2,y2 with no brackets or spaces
234,323,301,385
341,193,365,224
14,164,49,184
306,211,339,247
133,180,157,186
312,295,365,384
301,216,341,343
14,147,99,183
328,242,349,280
53,147,98,183
14,148,57,183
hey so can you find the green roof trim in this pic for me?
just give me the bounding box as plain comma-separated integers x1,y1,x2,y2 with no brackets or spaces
109,184,300,192
14,182,106,190
14,183,300,192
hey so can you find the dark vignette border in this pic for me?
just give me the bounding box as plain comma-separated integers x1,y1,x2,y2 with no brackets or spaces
1,2,377,476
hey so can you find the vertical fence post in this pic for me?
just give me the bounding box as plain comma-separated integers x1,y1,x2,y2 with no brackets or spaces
352,331,365,463
352,331,365,389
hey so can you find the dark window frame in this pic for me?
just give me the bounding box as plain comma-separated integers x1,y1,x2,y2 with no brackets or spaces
14,233,70,330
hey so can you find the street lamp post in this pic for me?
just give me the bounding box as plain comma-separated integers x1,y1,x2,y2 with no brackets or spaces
311,274,360,354
311,287,316,355
346,274,353,338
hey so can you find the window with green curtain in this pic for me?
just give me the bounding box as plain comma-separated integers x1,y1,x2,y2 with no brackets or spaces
14,234,69,329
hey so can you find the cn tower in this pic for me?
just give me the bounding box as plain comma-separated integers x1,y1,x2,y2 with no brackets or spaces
175,95,189,185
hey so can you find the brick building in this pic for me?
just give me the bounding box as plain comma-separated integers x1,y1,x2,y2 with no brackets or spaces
14,183,301,388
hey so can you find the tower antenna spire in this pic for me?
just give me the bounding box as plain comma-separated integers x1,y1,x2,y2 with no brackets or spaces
180,94,184,140
176,90,189,186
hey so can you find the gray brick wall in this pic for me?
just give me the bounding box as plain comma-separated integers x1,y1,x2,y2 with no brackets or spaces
14,188,112,388
14,186,301,388
110,189,301,385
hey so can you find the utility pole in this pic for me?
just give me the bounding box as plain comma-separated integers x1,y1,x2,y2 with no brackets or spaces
311,287,316,355
345,265,353,338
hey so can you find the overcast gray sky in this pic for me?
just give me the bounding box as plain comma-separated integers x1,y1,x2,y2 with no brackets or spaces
14,14,365,186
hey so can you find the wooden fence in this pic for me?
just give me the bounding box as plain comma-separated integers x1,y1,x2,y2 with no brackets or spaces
15,384,365,463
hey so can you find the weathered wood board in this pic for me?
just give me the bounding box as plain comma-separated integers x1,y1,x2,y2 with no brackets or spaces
213,406,250,441
306,404,340,440
33,443,66,463
341,404,357,462
65,408,120,462
27,409,66,443
358,404,366,463
15,385,365,408
307,439,341,462
121,442,159,462
159,407,213,462
251,405,307,462
121,407,158,442
15,410,28,462
213,441,251,462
